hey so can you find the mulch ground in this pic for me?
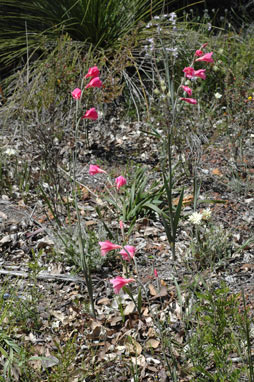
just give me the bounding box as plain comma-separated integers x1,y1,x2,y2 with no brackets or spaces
0,114,254,380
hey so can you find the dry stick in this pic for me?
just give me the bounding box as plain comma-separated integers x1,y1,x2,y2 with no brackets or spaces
0,269,85,283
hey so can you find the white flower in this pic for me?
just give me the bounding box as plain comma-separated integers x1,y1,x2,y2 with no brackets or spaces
169,12,177,22
188,212,203,225
215,92,222,99
202,208,212,220
5,148,17,156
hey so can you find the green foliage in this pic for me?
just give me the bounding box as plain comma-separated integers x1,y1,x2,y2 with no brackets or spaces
189,223,234,269
106,165,165,224
0,0,165,71
188,284,250,381
0,331,30,381
46,336,80,382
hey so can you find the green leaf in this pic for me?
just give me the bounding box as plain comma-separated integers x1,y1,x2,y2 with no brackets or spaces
161,215,173,244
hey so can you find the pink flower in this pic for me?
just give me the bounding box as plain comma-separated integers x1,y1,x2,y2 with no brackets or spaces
154,268,158,278
110,276,135,294
89,164,106,175
201,43,208,49
195,49,204,57
120,245,136,261
181,85,192,96
195,52,214,63
71,88,81,99
119,220,124,231
183,66,195,79
85,66,100,79
180,97,197,104
115,176,126,190
85,77,102,89
82,108,98,120
194,69,206,80
99,240,121,256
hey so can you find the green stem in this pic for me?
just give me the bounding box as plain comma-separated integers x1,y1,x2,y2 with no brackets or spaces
73,100,96,318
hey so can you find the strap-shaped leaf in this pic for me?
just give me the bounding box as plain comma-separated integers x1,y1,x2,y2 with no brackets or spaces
163,171,172,213
161,215,173,244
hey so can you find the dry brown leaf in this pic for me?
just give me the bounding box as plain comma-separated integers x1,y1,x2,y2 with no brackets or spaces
87,324,102,339
148,283,158,296
97,297,111,305
125,339,142,355
123,301,136,315
109,315,123,326
81,186,90,200
212,168,223,176
173,194,193,206
85,220,97,227
150,286,168,300
147,327,156,338
131,355,146,367
28,356,42,371
50,310,66,323
146,339,160,349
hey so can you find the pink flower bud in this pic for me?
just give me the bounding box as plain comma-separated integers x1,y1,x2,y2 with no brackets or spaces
115,176,127,190
180,97,197,104
154,268,158,278
195,49,204,57
71,88,81,99
82,107,98,120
